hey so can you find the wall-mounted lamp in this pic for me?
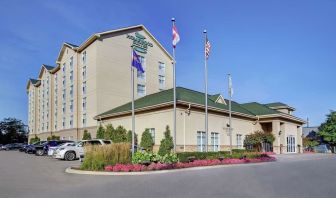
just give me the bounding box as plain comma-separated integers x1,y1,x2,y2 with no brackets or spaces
278,130,282,136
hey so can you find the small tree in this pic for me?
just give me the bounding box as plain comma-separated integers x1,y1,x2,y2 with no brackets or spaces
158,125,174,156
82,130,92,140
112,126,127,143
318,111,336,146
244,130,275,152
47,135,60,141
96,125,105,139
140,128,154,151
127,130,138,145
105,124,114,140
29,135,40,144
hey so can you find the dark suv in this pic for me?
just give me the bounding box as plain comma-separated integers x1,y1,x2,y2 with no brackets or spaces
35,140,73,156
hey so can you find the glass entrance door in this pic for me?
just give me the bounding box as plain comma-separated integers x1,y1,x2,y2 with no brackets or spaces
287,136,296,153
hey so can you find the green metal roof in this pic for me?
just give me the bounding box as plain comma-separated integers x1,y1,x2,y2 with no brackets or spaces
96,87,255,118
240,102,280,115
264,102,289,107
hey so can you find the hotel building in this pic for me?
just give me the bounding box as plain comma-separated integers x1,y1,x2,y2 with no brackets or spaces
27,25,305,154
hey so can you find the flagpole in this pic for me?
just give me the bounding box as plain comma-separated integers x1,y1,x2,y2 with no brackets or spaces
204,30,208,152
172,18,177,153
228,74,232,155
131,49,135,156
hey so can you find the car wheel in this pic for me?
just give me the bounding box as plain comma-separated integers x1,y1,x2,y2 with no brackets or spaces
65,151,76,161
36,149,44,156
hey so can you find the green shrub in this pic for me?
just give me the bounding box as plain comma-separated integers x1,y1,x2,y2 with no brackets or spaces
175,151,263,162
80,143,131,171
105,124,114,140
112,125,127,143
29,135,40,144
47,135,60,141
82,130,91,140
158,125,174,156
131,151,153,164
231,149,254,153
161,153,178,164
96,125,105,139
140,129,154,151
244,130,275,151
127,130,138,145
131,151,178,164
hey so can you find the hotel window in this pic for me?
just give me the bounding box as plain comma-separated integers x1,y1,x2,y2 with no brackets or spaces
82,97,87,111
62,63,66,73
69,115,73,128
159,62,165,73
70,100,73,113
70,56,73,70
70,71,73,83
148,128,155,143
62,117,65,129
137,84,146,96
62,102,66,113
62,76,66,86
82,113,87,127
236,134,243,149
211,132,219,152
137,56,146,80
82,81,87,95
82,51,87,65
62,89,66,100
197,131,207,152
70,85,73,98
159,75,165,89
82,66,87,79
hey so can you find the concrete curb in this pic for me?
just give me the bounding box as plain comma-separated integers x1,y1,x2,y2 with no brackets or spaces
65,161,275,176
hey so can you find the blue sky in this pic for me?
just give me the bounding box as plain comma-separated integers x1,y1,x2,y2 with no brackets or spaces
0,0,335,126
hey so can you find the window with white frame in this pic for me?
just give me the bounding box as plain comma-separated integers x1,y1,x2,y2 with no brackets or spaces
159,75,165,89
82,97,87,111
82,113,86,127
82,51,87,65
148,128,155,144
197,131,207,152
70,100,73,113
159,62,165,73
236,134,243,149
69,115,73,128
70,85,73,98
62,117,65,129
82,66,87,79
70,71,73,83
62,89,66,100
211,132,220,152
137,56,146,80
62,76,65,86
62,102,66,113
137,84,146,96
62,63,66,73
70,56,73,70
82,81,87,95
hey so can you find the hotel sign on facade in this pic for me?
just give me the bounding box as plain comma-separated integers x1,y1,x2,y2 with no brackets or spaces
127,32,153,54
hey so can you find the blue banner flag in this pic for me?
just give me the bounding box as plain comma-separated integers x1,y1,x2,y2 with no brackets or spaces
132,50,145,73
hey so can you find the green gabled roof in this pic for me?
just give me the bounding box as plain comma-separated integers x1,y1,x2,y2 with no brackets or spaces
265,102,289,108
96,87,255,118
42,64,55,71
241,102,280,115
29,78,40,85
209,94,220,102
64,42,79,48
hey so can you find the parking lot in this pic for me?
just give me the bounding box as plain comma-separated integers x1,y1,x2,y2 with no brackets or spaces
0,151,336,198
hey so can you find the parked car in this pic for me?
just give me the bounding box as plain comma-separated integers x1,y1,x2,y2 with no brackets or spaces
25,141,46,154
35,140,73,156
54,139,112,161
314,144,332,153
47,142,76,156
2,143,25,151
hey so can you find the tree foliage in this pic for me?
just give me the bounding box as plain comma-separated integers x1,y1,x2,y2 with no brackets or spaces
244,130,275,151
96,125,106,139
127,130,138,145
318,111,336,145
47,135,60,141
29,135,40,144
158,125,174,156
140,128,154,151
0,117,27,144
105,124,114,140
112,126,127,143
82,130,92,140
302,137,319,148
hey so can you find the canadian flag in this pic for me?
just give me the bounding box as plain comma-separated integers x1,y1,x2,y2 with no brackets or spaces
172,25,180,48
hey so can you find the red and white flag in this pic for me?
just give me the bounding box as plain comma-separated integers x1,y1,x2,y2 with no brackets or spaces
172,25,180,48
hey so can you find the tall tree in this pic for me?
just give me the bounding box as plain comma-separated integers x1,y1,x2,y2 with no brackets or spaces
82,130,92,140
112,125,127,143
0,117,27,144
140,129,154,151
318,111,336,146
158,125,174,155
96,125,106,139
127,130,138,145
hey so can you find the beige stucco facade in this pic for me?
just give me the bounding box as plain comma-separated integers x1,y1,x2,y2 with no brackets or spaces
27,25,173,141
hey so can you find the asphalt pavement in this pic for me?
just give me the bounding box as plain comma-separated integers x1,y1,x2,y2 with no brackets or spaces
0,151,335,198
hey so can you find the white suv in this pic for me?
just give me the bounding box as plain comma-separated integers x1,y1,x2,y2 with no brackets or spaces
54,139,112,161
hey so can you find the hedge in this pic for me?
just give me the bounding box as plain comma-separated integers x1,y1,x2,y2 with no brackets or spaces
177,151,263,163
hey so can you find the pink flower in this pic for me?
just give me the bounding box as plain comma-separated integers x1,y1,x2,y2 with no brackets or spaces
104,165,113,171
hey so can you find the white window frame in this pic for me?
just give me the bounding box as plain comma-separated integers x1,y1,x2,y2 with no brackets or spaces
211,132,220,152
197,131,207,152
236,134,243,149
137,84,146,96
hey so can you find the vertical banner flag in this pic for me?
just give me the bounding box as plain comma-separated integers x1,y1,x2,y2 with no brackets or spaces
172,24,180,48
132,50,145,73
205,36,211,59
